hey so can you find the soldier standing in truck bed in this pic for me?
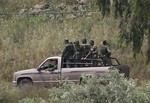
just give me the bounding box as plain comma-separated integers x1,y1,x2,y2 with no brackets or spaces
62,38,75,59
81,38,91,59
62,38,75,67
84,39,98,59
73,40,82,60
100,40,112,66
82,39,98,66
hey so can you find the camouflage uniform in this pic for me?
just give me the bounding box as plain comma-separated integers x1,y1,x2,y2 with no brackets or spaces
100,46,110,58
87,40,98,67
89,40,98,59
62,42,75,59
62,39,75,68
73,40,82,59
80,38,91,58
100,40,112,66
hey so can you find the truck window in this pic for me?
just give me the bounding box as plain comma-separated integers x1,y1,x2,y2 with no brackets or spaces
40,59,58,70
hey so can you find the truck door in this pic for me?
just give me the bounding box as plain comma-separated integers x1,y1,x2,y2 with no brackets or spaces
34,59,60,87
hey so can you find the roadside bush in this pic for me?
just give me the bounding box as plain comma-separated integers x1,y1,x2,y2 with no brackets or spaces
47,70,150,103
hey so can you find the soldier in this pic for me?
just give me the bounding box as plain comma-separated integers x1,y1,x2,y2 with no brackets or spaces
80,38,91,59
68,42,76,58
62,38,75,59
100,40,112,66
62,39,75,67
83,39,98,67
85,39,98,59
73,40,82,59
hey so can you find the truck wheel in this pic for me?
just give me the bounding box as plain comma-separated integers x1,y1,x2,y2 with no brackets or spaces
18,78,33,89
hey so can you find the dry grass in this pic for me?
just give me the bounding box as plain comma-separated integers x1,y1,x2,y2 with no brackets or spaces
0,0,149,82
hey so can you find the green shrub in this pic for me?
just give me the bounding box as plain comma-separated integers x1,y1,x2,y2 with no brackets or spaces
46,70,150,103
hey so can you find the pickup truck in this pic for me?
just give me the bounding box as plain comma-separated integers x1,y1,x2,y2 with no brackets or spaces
12,56,130,88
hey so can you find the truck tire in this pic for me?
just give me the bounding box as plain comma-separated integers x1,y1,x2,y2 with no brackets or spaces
18,78,33,89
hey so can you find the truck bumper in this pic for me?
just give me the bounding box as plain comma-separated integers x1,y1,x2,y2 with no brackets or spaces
12,81,17,86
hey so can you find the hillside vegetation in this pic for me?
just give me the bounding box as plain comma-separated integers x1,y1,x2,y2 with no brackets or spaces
0,0,149,81
0,0,150,103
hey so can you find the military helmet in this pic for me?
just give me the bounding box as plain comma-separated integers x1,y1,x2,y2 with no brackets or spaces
64,38,69,44
82,38,87,44
103,40,107,45
74,40,79,45
89,39,94,46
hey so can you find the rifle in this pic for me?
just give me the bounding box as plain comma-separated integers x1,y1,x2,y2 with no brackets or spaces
72,42,78,59
83,45,95,59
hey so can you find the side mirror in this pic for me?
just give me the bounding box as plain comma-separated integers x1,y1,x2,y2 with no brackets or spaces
37,65,47,72
37,67,41,72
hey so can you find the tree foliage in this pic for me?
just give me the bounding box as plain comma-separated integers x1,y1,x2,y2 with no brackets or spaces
97,0,150,61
